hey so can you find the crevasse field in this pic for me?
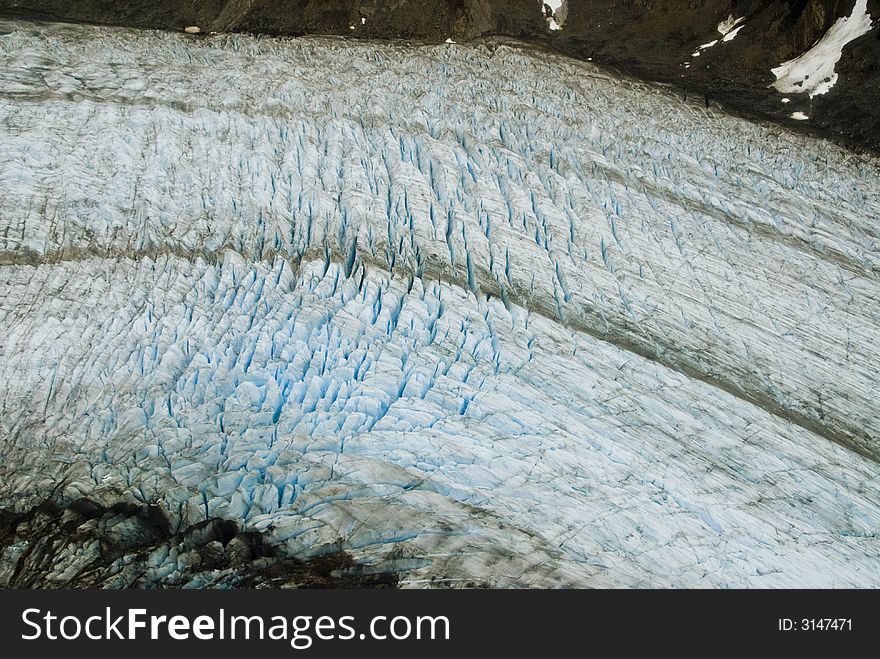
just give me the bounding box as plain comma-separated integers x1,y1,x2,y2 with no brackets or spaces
1,21,879,587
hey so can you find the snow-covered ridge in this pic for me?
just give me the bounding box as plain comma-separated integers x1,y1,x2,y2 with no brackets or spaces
1,21,880,587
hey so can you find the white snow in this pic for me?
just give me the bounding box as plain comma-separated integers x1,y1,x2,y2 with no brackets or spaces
694,15,745,55
542,0,566,30
717,15,746,37
721,24,745,42
790,111,810,120
183,26,201,34
772,0,874,98
1,20,880,588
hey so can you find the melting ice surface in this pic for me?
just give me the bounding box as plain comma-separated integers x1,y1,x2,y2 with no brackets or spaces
1,21,880,587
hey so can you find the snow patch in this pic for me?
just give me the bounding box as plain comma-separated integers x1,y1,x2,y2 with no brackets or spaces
722,24,745,43
772,0,874,98
183,26,201,34
694,15,745,56
717,15,746,37
790,111,809,120
542,1,567,31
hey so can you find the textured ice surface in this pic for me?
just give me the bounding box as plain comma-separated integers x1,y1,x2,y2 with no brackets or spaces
1,21,880,587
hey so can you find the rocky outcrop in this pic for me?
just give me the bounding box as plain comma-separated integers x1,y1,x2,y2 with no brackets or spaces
0,498,398,587
0,0,546,41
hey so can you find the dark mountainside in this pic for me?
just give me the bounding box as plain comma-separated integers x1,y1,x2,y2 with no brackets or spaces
1,1,877,149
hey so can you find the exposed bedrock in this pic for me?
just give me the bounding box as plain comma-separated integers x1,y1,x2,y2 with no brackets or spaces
0,498,400,588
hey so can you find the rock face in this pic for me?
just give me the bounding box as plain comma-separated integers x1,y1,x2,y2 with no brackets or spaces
1,21,879,588
0,0,546,40
1,500,398,587
0,1,878,150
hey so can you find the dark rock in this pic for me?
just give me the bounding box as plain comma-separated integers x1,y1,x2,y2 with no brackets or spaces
0,497,398,588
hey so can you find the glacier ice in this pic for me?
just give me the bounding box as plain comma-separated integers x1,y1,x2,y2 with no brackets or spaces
1,20,880,588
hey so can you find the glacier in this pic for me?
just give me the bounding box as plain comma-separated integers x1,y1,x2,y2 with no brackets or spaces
1,20,879,588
